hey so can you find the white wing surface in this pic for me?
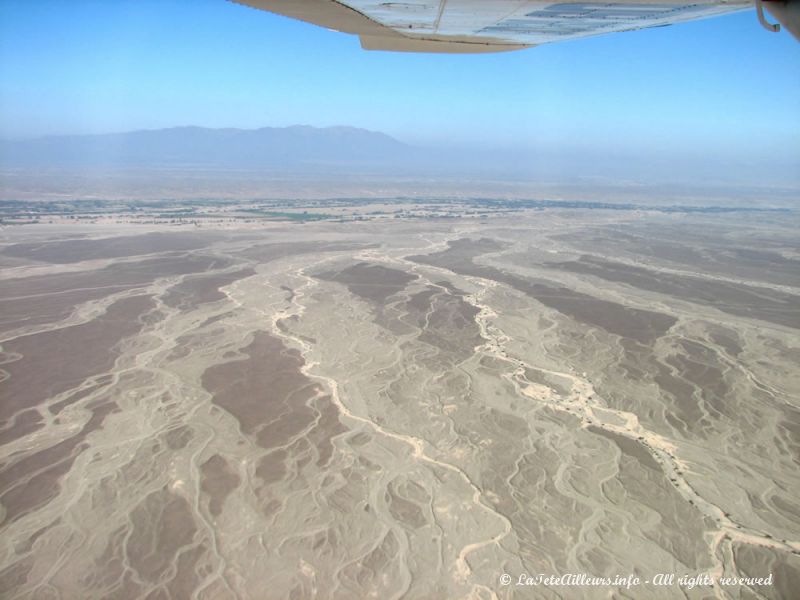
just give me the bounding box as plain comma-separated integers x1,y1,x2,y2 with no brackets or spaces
233,0,773,52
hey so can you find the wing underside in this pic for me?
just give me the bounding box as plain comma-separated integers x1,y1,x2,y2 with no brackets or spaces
234,0,752,52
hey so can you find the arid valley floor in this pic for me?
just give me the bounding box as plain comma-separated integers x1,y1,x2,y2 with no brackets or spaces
0,204,798,599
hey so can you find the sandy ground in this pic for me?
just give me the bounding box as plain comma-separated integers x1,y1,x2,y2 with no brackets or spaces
0,209,798,599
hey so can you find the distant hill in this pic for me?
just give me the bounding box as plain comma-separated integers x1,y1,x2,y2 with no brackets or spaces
0,125,410,168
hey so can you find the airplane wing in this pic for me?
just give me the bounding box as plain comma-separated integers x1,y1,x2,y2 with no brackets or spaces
233,0,798,53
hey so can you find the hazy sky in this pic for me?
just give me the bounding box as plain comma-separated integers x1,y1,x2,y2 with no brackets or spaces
1,0,799,165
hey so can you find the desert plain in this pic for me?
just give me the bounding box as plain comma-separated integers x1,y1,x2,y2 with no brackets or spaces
0,201,798,599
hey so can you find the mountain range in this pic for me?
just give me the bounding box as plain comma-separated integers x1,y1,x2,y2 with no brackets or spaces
0,125,410,168
1,126,795,196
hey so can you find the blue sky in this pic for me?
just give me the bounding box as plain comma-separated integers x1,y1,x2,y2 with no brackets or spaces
1,0,799,169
